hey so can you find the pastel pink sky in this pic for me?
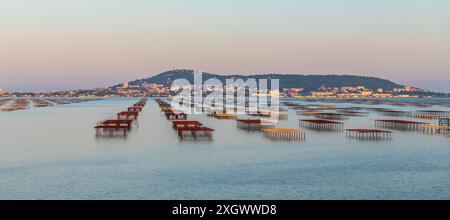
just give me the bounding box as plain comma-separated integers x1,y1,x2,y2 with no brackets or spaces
1,0,449,92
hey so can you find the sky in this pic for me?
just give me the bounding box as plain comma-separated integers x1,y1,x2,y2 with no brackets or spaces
1,0,449,92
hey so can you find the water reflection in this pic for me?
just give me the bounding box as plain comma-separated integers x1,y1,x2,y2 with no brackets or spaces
1,97,450,199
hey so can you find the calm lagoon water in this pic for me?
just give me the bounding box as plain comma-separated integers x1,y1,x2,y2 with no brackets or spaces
0,98,449,199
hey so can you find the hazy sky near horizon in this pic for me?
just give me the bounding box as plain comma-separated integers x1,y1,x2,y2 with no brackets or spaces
1,0,449,92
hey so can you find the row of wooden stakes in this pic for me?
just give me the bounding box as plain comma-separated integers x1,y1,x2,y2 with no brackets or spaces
94,98,147,137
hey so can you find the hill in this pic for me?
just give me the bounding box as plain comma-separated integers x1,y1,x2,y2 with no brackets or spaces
121,69,404,92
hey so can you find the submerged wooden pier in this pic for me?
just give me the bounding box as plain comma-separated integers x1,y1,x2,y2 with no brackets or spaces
237,119,275,130
128,106,143,112
262,128,306,141
337,109,368,117
376,109,411,117
345,129,392,140
299,119,344,131
31,99,53,107
172,120,203,129
177,126,215,140
416,110,450,118
95,119,134,136
94,98,147,137
439,118,450,126
314,112,348,120
374,120,429,130
1,98,101,112
423,125,450,135
117,111,139,120
171,120,214,140
165,110,188,120
155,99,215,141
411,113,437,120
0,99,11,106
1,99,30,111
248,111,287,120
213,113,237,120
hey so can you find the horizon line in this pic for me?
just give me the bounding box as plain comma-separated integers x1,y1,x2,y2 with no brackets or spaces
1,69,413,93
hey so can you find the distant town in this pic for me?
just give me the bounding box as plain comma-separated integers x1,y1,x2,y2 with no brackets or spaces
2,69,448,98
292,84,433,98
0,82,442,99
